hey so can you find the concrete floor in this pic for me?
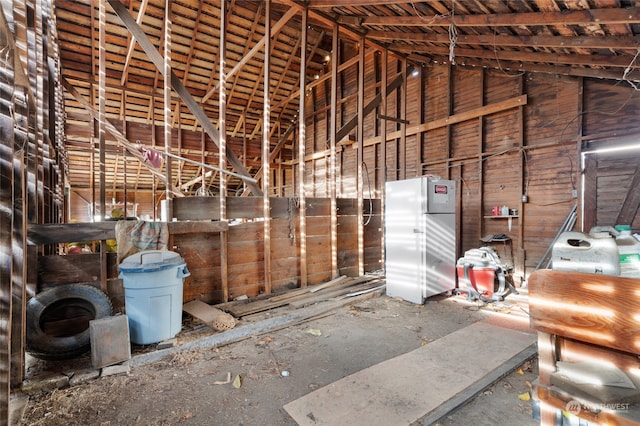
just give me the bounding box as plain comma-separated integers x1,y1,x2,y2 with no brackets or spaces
14,290,538,426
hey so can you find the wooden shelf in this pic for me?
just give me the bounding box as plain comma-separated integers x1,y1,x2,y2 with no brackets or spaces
484,215,519,231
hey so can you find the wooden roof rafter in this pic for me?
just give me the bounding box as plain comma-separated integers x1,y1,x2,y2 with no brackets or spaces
359,7,640,27
395,44,640,70
225,5,268,123
56,0,640,194
120,0,150,86
202,6,298,104
370,32,640,51
107,0,263,195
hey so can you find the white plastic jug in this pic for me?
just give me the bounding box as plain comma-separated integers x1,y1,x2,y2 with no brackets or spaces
551,231,620,276
614,225,640,279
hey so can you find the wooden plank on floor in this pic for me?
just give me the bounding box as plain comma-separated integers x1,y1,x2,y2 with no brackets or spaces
183,300,226,325
283,321,536,426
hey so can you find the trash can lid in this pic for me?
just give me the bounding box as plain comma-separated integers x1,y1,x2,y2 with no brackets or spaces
119,250,185,273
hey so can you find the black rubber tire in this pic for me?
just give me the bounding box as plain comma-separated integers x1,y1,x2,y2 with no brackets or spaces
26,284,113,360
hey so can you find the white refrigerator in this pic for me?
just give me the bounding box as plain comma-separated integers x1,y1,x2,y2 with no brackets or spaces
385,176,457,304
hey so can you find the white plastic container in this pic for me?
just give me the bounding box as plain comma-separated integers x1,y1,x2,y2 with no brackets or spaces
551,231,620,276
118,250,190,344
614,225,640,279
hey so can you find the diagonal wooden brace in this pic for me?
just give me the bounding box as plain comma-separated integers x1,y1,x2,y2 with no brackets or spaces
107,0,263,196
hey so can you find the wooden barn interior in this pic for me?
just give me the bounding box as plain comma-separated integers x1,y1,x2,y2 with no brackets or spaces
2,0,640,424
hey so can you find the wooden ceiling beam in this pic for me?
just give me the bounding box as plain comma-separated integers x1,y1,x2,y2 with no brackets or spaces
420,54,640,82
394,44,640,69
370,31,640,50
360,7,640,27
306,0,401,6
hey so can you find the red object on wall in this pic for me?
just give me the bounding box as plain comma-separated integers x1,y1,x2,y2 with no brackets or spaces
491,206,500,216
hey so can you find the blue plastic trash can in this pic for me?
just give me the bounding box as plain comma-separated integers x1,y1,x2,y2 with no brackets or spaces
118,250,190,345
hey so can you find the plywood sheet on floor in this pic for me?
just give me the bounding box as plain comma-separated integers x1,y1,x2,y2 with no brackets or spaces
283,320,536,426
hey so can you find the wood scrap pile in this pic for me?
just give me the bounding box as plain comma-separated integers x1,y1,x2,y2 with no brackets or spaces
220,274,385,319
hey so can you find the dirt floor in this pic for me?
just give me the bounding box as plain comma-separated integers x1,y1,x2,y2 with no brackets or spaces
12,290,538,426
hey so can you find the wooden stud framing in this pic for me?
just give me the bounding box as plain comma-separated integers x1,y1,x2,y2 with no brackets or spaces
99,0,108,292
516,74,525,274
164,0,173,218
357,36,365,276
445,63,452,180
11,150,26,388
263,0,272,294
329,24,338,278
0,4,15,417
399,58,407,180
380,48,388,270
219,0,229,302
478,69,485,239
298,8,308,287
35,0,44,226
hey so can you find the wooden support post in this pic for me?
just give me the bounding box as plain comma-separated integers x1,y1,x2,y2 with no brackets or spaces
11,151,26,389
445,63,452,180
298,8,308,287
516,74,525,275
219,0,229,302
99,0,108,293
478,69,485,240
577,77,585,232
163,0,173,220
0,5,15,412
0,128,11,426
263,0,272,294
35,0,44,226
329,24,338,279
152,96,157,219
399,58,407,180
380,49,388,271
357,36,365,276
416,64,423,177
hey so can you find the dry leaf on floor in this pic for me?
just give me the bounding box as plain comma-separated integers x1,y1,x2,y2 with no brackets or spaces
232,374,242,388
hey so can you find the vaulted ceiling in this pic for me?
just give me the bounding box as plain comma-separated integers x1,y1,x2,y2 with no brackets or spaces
55,0,640,196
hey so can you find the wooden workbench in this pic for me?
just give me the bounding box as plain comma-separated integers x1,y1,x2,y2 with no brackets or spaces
528,270,640,425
